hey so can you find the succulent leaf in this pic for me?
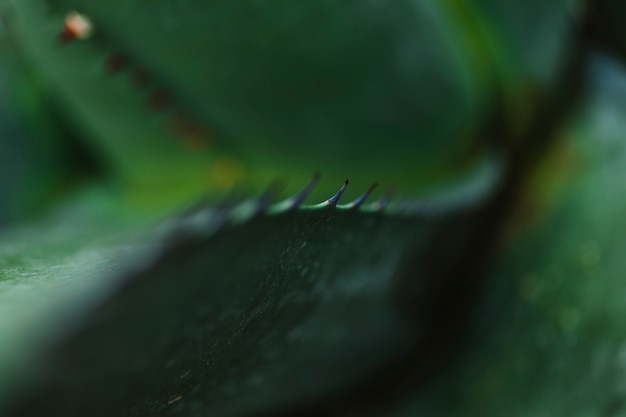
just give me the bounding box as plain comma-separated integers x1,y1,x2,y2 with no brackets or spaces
0,1,599,416
0,170,499,416
11,0,506,194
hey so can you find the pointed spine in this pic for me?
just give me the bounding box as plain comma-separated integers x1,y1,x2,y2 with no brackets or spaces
360,189,393,213
267,173,320,215
302,180,349,210
337,183,377,210
327,180,349,206
229,182,281,223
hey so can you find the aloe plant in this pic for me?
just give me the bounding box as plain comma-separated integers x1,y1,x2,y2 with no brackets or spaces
2,0,625,416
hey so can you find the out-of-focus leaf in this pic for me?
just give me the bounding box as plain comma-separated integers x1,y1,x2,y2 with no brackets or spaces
474,0,581,87
11,0,505,196
389,53,626,417
0,187,164,403
0,31,87,224
8,0,220,206
10,0,585,198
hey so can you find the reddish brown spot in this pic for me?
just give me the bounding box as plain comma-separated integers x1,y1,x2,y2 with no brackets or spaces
58,29,75,45
168,112,212,151
130,68,150,89
146,89,170,112
105,53,126,74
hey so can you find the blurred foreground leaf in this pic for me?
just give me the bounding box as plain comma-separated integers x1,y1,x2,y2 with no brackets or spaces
0,161,500,416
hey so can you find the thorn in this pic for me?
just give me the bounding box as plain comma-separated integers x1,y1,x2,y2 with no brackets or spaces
230,182,282,223
266,173,320,214
215,187,245,211
370,189,394,212
290,172,321,207
327,179,349,206
256,181,283,211
349,183,377,208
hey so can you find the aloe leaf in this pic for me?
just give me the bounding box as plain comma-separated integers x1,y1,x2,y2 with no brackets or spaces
9,0,587,203
0,29,89,224
0,187,164,399
1,1,589,416
8,0,220,206
9,0,504,194
474,0,582,87
0,162,501,417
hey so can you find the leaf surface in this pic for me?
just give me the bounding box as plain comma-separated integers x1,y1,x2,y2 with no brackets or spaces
0,166,500,416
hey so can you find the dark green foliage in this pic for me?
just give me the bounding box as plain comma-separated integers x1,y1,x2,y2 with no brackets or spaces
11,0,580,194
39,0,493,181
0,180,493,416
392,55,626,416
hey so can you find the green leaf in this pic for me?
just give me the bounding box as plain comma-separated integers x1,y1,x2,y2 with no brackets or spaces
11,0,504,196
473,0,581,87
389,54,626,417
0,162,500,416
0,37,84,224
1,1,590,415
9,0,221,207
